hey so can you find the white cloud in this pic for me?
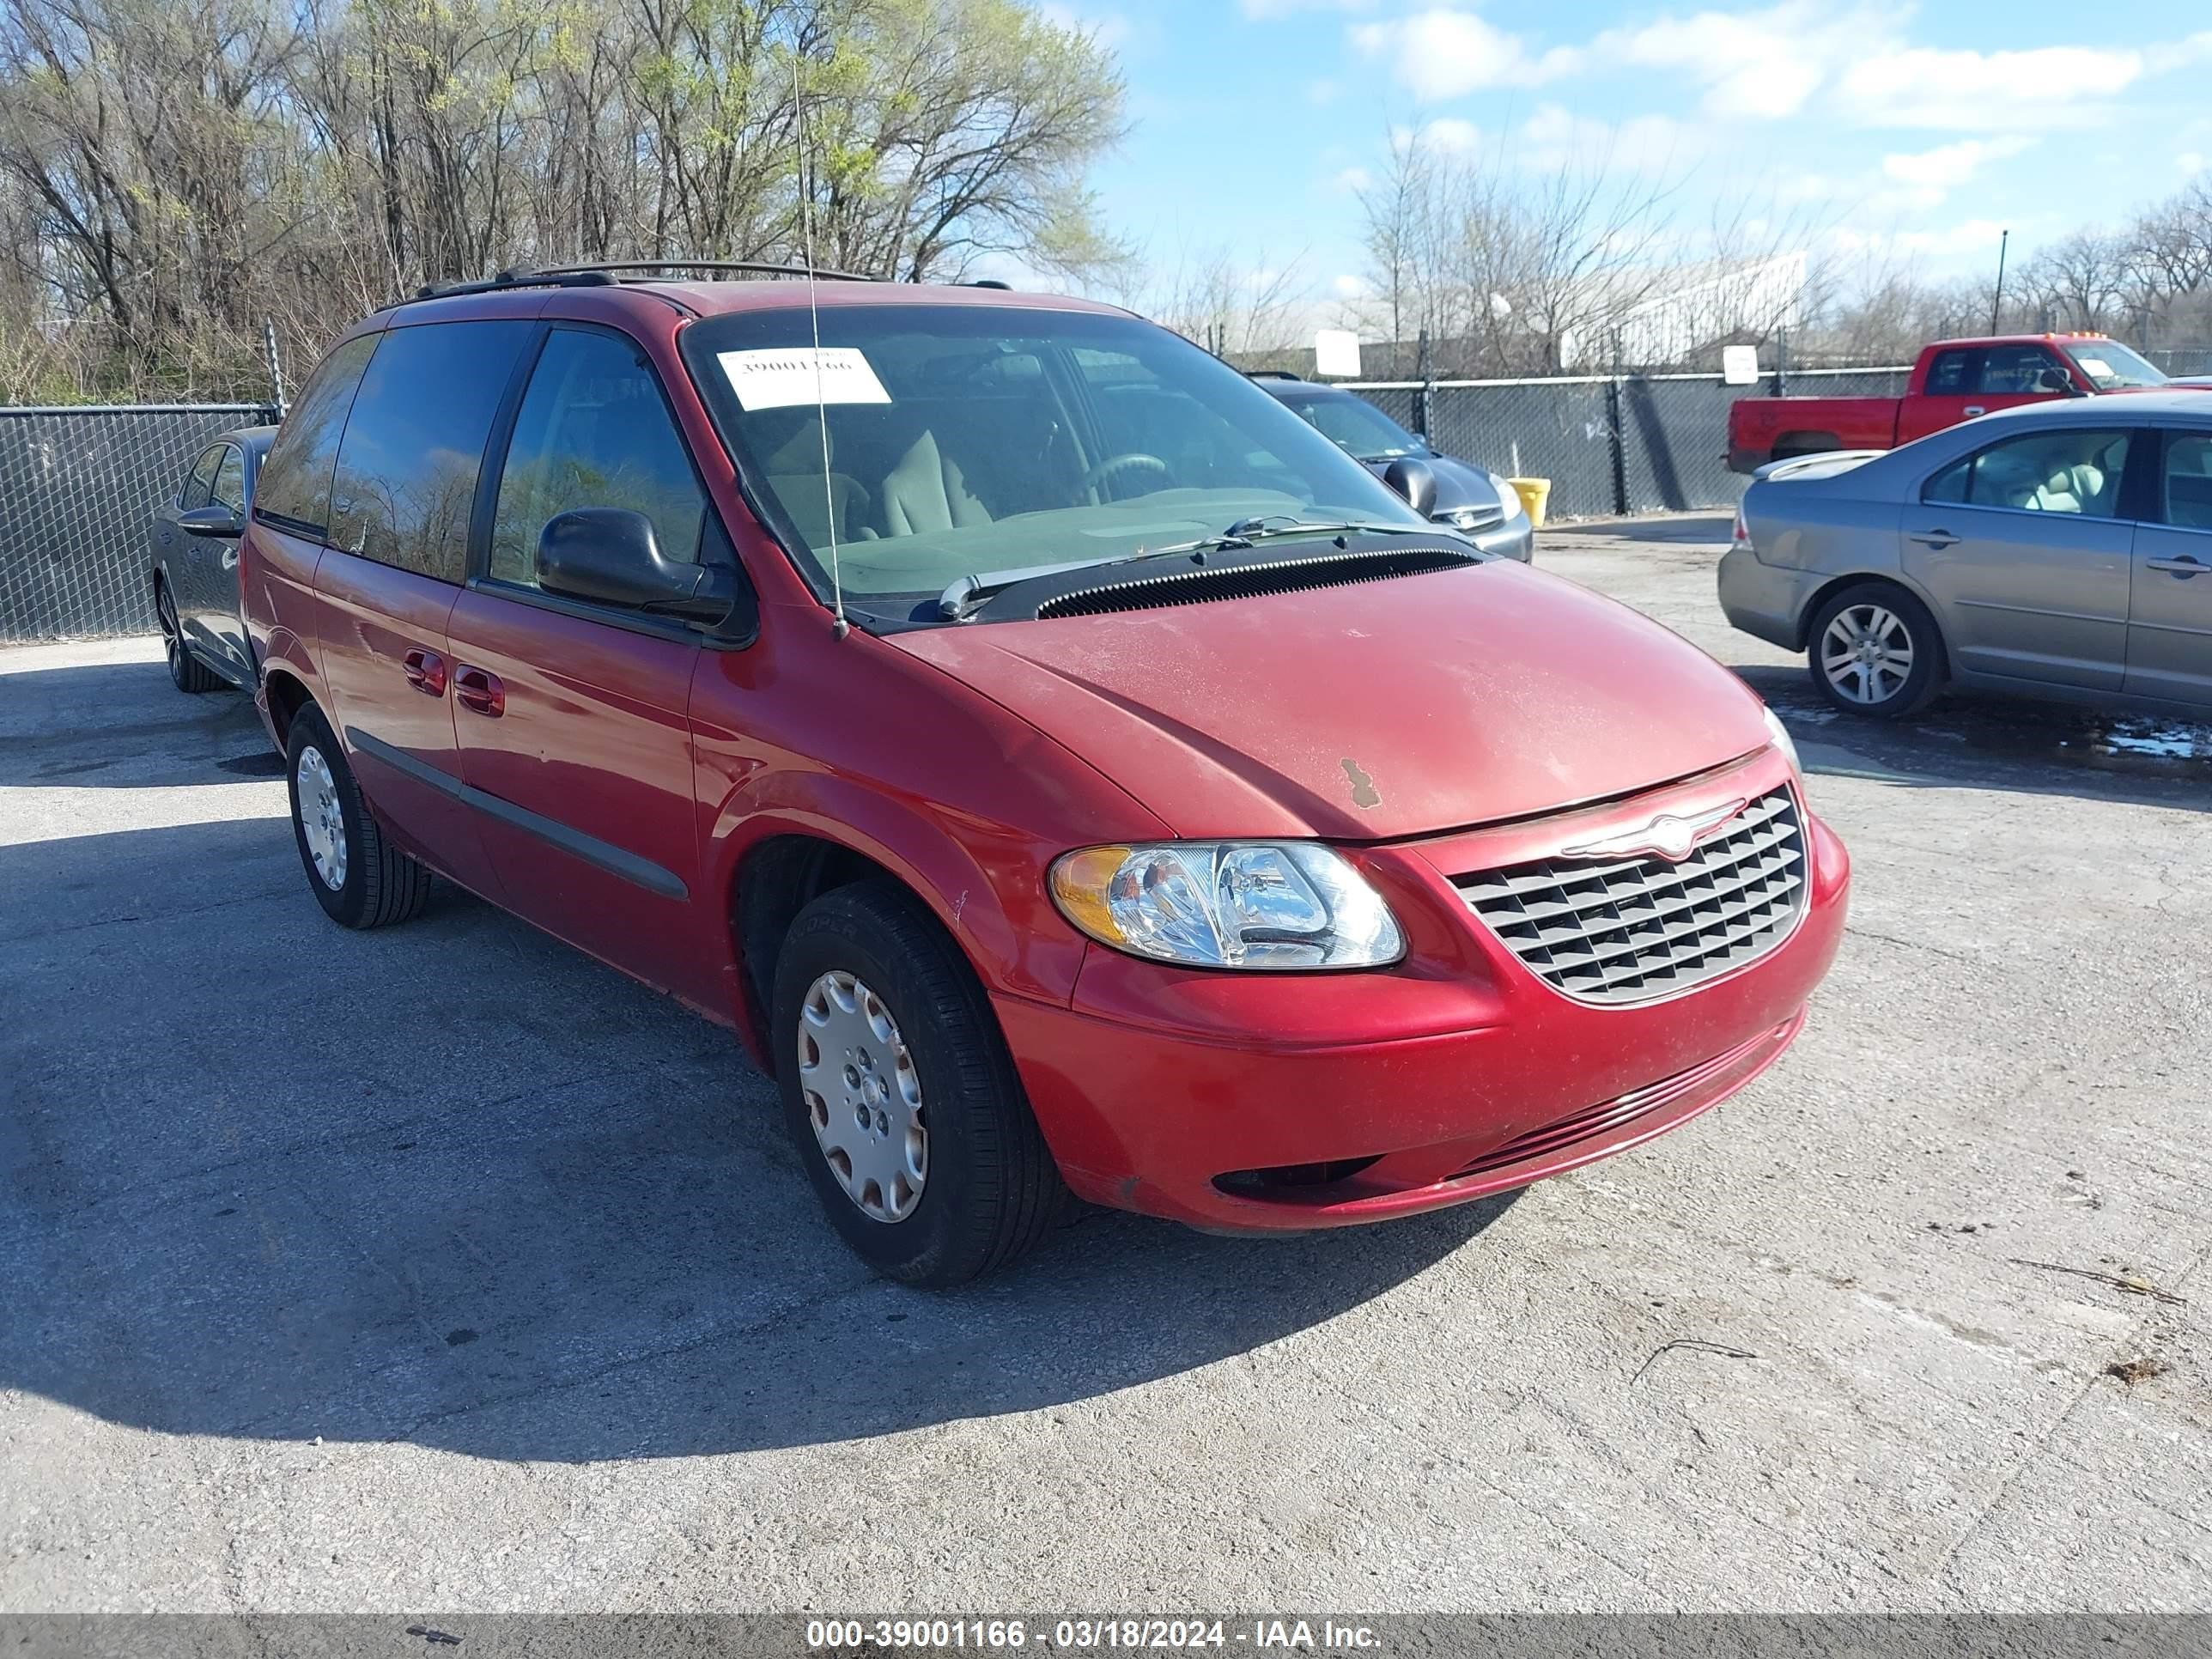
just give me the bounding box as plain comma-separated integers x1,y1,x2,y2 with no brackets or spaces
1351,8,1577,101
1826,217,2014,261
1838,45,2141,128
1334,165,1373,192
1331,273,1371,299
1881,135,2034,191
1389,118,1482,157
1591,1,1892,121
1243,0,1375,17
2183,152,2208,176
1515,105,1693,175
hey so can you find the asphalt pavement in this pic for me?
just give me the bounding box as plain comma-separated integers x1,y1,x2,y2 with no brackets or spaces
2,520,2207,1613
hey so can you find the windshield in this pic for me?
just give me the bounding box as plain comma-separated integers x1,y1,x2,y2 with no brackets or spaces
1280,392,1425,461
679,303,1425,623
2067,340,2167,389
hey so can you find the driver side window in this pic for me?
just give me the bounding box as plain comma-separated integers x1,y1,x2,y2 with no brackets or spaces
489,328,706,589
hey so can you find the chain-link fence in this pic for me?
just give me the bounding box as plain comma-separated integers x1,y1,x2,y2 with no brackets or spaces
0,404,272,642
1344,367,1917,518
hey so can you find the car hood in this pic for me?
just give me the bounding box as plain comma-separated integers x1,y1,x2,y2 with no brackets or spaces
1359,451,1501,514
889,558,1771,842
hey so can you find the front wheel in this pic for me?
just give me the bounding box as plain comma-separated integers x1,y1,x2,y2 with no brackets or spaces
773,879,1064,1285
157,580,221,694
1808,582,1943,719
286,707,433,928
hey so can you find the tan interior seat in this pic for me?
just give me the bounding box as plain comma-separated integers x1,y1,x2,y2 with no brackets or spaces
762,414,868,547
878,428,992,536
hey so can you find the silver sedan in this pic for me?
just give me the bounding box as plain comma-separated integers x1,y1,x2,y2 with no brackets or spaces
1718,392,2212,718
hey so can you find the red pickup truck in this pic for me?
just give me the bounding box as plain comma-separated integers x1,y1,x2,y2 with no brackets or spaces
1726,333,2203,472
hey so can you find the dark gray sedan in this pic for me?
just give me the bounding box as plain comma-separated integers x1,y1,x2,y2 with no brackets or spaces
1251,374,1534,561
149,426,274,693
1719,394,2212,718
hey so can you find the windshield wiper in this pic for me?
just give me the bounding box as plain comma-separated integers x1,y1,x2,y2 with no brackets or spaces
936,519,1437,622
1139,515,1437,559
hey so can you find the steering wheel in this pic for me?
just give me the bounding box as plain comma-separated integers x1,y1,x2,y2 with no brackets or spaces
1080,452,1170,503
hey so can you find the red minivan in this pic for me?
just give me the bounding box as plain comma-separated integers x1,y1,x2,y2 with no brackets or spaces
241,266,1850,1284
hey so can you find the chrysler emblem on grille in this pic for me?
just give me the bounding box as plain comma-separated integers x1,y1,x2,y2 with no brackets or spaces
1559,799,1746,864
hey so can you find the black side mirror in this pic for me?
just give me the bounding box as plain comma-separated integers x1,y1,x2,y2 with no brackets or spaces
2036,365,2084,397
1382,457,1437,517
537,507,738,626
179,504,245,538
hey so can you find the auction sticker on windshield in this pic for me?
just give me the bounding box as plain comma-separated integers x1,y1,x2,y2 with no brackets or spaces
719,347,892,411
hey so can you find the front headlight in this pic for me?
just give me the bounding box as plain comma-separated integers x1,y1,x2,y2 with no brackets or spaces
1762,704,1802,776
1049,842,1407,970
1486,471,1529,524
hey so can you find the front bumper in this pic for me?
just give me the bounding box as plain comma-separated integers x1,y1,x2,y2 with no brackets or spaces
1717,543,1813,652
1466,514,1534,562
998,749,1848,1231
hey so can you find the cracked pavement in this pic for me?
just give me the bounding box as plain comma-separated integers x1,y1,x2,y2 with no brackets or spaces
2,522,2207,1612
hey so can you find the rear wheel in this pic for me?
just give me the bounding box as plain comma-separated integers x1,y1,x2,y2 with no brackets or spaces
773,879,1064,1285
286,706,432,928
1808,582,1943,719
156,580,221,694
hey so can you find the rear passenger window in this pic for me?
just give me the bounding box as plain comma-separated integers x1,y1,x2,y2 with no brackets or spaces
179,446,223,510
210,447,246,515
2165,434,2212,531
1923,350,1975,396
488,328,706,588
329,321,532,582
255,334,376,534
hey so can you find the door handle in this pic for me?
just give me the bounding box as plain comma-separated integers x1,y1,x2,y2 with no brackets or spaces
454,665,505,717
1963,405,1985,416
401,647,447,697
1910,530,1960,549
2146,556,2209,577
219,548,240,571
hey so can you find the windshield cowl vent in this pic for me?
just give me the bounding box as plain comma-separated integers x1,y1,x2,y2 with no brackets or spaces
1033,545,1483,621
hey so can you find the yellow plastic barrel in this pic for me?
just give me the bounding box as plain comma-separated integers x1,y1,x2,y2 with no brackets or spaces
1507,477,1552,529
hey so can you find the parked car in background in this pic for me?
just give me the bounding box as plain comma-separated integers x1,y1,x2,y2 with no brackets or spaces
1720,394,2212,718
1250,372,1533,561
150,426,275,692
241,266,1844,1285
1726,334,2209,473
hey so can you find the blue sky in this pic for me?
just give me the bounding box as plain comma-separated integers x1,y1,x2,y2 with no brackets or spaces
1045,0,2212,313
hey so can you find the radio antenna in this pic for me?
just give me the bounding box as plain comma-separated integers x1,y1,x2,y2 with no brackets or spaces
791,35,848,638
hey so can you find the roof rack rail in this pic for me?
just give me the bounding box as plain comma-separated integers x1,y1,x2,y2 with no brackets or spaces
535,259,883,283
406,269,617,303
1246,368,1304,380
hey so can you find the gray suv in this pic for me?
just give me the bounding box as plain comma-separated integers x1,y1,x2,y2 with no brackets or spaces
1719,394,2212,718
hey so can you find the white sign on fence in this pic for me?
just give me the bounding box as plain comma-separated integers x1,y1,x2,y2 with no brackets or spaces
1721,344,1760,386
1314,330,1362,379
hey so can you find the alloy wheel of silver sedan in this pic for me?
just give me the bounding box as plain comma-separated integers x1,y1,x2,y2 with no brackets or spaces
797,969,927,1223
1819,602,1916,706
295,743,349,891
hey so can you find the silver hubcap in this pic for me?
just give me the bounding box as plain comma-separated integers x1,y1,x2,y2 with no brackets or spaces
159,591,181,673
296,744,348,890
797,970,927,1223
1820,603,1916,705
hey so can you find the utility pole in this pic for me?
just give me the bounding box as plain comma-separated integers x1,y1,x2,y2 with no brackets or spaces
1989,229,2010,333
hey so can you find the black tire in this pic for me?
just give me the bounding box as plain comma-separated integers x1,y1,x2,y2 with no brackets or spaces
1807,580,1944,720
156,579,222,694
285,706,432,929
772,878,1064,1286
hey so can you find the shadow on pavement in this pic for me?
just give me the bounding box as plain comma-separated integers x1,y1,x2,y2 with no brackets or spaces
1737,663,2212,812
0,817,1516,1464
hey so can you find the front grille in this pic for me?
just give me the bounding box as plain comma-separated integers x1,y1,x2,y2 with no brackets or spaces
1454,787,1806,1005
